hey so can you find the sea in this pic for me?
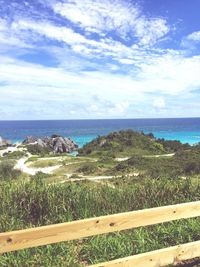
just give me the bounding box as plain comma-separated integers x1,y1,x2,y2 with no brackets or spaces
0,118,200,147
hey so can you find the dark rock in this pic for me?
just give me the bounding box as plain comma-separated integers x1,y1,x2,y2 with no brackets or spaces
22,136,38,144
23,135,78,154
51,134,61,138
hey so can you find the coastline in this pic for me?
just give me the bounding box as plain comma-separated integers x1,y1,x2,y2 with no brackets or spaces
7,132,200,147
1,118,200,146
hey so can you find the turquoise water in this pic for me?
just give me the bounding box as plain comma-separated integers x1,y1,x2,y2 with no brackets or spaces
72,131,200,148
0,118,200,147
152,131,200,145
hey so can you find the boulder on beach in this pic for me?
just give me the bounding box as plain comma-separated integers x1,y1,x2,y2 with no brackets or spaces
23,135,78,153
0,136,11,147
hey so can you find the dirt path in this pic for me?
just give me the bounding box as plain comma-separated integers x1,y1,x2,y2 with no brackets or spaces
115,153,175,162
14,153,62,175
115,157,130,161
14,154,97,175
15,158,62,175
143,153,175,158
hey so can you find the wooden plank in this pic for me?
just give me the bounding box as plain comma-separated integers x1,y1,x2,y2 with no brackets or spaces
90,240,200,267
1,201,200,253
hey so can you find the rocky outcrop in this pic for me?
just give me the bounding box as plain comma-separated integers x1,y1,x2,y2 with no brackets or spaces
22,136,38,144
23,135,78,153
0,136,11,147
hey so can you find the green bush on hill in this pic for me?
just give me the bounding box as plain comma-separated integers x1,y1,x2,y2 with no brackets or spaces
156,138,191,152
78,130,190,158
175,149,200,175
79,130,165,157
114,147,200,179
3,150,27,159
0,160,21,181
78,163,98,174
26,144,51,156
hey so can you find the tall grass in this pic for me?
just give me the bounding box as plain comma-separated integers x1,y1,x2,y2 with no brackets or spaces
0,160,21,181
1,176,200,266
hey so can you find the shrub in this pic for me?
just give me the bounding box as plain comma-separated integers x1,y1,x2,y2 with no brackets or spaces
3,150,27,159
78,163,98,174
0,160,21,181
26,144,51,155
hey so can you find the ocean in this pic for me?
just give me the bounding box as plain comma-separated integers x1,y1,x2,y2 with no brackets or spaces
0,118,200,147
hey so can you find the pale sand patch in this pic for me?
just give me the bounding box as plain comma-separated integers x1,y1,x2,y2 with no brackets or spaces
143,153,175,158
115,157,130,161
14,154,62,175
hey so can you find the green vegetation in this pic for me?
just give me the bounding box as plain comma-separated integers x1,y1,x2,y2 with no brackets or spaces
78,162,99,175
2,130,200,266
25,156,39,163
1,177,200,266
78,130,188,157
156,138,190,152
29,159,60,168
0,146,8,150
26,144,51,156
113,146,200,179
0,160,21,181
2,150,27,159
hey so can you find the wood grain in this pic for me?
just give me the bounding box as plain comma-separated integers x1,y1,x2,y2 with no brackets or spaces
1,201,200,253
90,240,200,267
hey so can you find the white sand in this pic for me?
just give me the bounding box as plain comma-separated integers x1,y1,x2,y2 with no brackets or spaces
14,153,62,175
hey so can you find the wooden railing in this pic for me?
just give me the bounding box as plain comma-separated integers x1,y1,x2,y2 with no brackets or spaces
1,201,200,266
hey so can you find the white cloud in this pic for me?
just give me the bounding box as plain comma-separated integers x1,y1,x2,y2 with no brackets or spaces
11,19,135,60
10,18,170,70
12,20,86,45
0,57,134,119
118,58,135,65
1,49,200,117
53,0,139,37
186,31,200,42
137,52,200,96
86,100,129,117
153,97,166,109
0,0,170,67
0,18,29,48
181,31,200,49
135,18,169,46
115,101,130,113
2,0,200,119
52,0,170,46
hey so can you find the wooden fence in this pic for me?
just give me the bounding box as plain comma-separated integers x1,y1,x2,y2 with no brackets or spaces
1,201,200,266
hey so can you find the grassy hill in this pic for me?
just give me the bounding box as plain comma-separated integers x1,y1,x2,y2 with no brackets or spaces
78,130,190,158
78,130,163,157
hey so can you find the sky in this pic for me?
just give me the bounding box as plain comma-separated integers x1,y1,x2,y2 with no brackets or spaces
1,0,200,120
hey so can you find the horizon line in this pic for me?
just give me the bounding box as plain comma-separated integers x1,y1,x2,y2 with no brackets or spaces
0,116,200,122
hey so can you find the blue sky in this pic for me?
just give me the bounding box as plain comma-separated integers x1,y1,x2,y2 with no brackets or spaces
1,0,200,119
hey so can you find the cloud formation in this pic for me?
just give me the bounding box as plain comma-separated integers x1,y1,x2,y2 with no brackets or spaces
0,0,200,119
53,0,169,46
186,31,200,42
